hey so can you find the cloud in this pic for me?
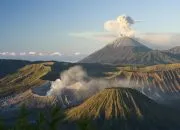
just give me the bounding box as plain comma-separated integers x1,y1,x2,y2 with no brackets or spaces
136,33,180,49
0,52,16,56
20,52,26,56
70,31,180,49
50,52,62,56
104,15,136,37
0,52,8,55
74,52,80,55
38,52,45,56
9,52,16,56
69,32,116,43
28,52,36,55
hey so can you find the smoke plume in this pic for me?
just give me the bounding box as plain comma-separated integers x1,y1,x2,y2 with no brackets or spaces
104,15,135,37
47,66,137,107
47,66,109,97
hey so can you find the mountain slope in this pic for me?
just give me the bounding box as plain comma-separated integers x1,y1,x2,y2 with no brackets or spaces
0,59,30,78
0,89,57,109
0,63,52,96
80,37,180,65
138,50,179,65
164,46,180,60
166,46,180,54
108,64,180,100
80,37,151,64
66,88,180,130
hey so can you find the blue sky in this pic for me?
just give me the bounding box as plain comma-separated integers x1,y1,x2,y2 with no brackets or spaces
0,0,180,55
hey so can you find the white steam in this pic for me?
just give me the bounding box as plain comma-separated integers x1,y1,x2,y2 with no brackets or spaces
46,66,110,98
104,15,135,37
47,66,140,108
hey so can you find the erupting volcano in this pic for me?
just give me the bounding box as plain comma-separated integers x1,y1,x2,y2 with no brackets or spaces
79,37,179,65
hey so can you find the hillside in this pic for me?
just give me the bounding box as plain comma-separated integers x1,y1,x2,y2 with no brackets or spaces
166,46,180,54
0,89,57,109
0,59,30,78
108,64,180,100
0,62,52,96
66,88,180,130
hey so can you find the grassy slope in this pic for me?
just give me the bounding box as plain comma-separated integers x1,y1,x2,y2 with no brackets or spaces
65,88,180,130
0,62,52,96
0,61,117,96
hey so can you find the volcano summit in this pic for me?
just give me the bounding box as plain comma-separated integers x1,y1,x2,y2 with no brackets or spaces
66,87,180,130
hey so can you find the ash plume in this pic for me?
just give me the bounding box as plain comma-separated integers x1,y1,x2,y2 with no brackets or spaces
104,15,136,37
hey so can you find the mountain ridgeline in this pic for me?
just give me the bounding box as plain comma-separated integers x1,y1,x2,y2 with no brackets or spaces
109,64,180,100
79,37,180,65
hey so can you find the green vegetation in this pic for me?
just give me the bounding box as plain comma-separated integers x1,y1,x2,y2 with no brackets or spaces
0,106,65,130
14,105,31,130
0,116,5,130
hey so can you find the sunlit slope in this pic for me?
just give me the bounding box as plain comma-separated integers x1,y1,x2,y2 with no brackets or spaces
0,63,52,96
108,64,180,99
66,88,180,130
0,89,57,108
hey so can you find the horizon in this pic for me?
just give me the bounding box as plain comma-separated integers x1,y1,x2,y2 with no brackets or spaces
0,0,180,61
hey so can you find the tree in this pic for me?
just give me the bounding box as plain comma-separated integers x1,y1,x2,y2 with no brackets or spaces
42,106,64,130
0,116,5,130
77,120,96,130
14,104,31,130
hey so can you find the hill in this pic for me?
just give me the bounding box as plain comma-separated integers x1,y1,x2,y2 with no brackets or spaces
166,46,180,54
0,89,57,109
66,88,180,130
0,62,52,96
0,59,30,78
108,64,180,100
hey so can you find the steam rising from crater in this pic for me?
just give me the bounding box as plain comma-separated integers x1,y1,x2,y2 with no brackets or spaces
47,66,110,98
47,66,140,105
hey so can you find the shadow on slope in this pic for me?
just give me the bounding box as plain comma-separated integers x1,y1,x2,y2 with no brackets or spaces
0,59,31,78
42,62,118,81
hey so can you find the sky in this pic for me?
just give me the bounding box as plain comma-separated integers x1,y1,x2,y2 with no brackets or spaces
0,0,180,60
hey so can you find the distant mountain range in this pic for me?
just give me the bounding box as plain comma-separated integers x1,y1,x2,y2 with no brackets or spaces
79,37,180,65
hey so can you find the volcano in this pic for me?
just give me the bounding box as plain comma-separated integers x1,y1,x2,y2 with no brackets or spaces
66,87,180,130
79,37,179,65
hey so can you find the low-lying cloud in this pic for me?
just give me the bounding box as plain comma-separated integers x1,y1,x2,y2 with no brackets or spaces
69,14,180,49
69,32,180,49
